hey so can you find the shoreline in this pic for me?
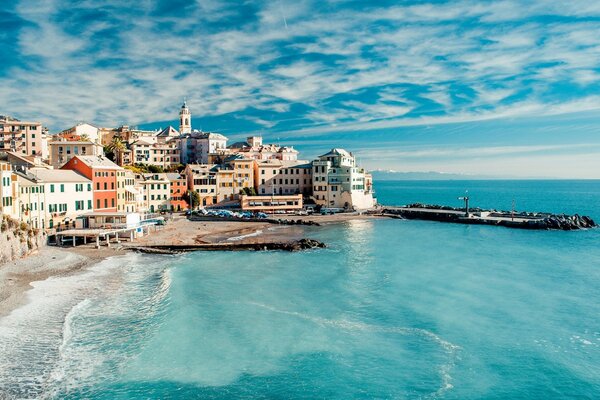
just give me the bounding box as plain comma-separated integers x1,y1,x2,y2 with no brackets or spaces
0,213,381,318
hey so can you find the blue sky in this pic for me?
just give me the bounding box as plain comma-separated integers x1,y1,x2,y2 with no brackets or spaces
2,0,600,178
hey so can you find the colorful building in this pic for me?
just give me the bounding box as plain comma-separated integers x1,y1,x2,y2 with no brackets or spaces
61,155,122,212
166,173,188,211
255,160,312,196
0,115,44,156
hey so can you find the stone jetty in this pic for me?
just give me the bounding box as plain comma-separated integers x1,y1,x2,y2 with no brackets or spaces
383,203,597,231
126,238,326,254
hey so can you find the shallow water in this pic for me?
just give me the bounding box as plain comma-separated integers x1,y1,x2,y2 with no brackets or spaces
1,180,599,399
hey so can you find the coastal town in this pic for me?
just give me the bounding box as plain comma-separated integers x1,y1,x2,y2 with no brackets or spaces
0,101,376,247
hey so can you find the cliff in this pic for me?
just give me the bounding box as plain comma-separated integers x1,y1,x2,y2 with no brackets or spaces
0,215,46,264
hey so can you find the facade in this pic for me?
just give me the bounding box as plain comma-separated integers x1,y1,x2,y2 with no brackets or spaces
0,162,19,218
184,164,218,207
16,168,93,229
59,123,100,143
48,139,104,168
0,115,44,156
130,139,180,168
240,194,303,212
166,173,188,211
228,136,299,161
179,132,228,164
312,148,375,210
61,155,122,212
136,173,171,212
255,160,312,196
116,169,139,213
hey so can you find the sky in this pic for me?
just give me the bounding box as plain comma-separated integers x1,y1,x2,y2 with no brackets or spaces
2,0,600,178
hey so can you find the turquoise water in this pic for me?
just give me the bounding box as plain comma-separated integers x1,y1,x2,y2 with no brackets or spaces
1,181,599,399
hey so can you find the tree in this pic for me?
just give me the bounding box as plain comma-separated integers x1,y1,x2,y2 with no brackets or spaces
183,190,201,209
107,136,127,165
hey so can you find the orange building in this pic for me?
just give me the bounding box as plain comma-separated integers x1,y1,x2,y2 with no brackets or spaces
61,155,122,212
166,172,189,211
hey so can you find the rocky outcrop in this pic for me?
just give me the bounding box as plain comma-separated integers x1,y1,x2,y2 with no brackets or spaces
0,215,46,264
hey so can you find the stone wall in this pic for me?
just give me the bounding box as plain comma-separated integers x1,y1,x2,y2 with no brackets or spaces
0,215,46,264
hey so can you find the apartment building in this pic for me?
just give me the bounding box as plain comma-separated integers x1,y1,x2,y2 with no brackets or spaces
0,162,19,219
166,173,188,211
0,115,44,156
130,139,180,168
228,136,298,161
312,148,375,210
184,164,218,207
179,131,228,164
136,173,171,212
16,168,93,229
48,139,104,168
61,155,121,212
255,160,312,196
116,169,139,213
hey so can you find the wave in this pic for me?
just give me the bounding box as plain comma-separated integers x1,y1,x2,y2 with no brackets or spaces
226,230,263,242
246,301,460,398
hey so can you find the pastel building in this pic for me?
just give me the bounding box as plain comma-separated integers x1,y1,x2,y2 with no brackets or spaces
48,139,104,168
136,173,171,212
0,161,19,219
255,160,312,196
61,155,122,212
117,169,138,213
16,168,93,229
179,132,228,164
0,115,44,156
185,164,218,207
228,136,299,161
312,148,375,210
166,173,188,211
129,139,180,168
59,123,100,143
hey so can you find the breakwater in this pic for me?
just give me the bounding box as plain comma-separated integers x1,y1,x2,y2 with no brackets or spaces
126,238,326,254
383,203,597,230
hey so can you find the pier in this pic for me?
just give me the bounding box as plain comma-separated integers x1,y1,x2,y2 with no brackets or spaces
382,204,597,230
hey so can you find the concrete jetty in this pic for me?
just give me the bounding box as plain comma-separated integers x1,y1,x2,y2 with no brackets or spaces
383,204,597,231
126,239,326,254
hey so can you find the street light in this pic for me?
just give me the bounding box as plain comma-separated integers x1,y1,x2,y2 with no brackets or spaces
458,190,469,217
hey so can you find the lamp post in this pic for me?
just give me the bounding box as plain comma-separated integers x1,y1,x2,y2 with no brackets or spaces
458,192,469,217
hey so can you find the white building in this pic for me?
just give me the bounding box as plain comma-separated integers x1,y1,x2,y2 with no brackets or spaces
59,123,101,143
179,131,228,164
312,148,375,210
16,168,93,229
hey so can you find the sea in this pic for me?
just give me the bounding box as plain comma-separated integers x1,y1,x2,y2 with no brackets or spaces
1,180,599,399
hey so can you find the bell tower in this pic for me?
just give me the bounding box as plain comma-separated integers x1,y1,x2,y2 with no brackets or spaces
179,100,191,134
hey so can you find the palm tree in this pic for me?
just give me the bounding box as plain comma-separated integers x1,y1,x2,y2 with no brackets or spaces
107,136,127,165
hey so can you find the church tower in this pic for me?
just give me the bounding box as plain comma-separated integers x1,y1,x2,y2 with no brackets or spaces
179,100,191,134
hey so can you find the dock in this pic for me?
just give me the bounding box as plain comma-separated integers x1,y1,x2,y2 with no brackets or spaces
382,205,597,230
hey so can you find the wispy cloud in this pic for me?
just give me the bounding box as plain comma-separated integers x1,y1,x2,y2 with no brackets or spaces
1,0,600,177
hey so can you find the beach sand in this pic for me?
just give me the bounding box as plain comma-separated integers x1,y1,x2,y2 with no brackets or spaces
0,212,381,318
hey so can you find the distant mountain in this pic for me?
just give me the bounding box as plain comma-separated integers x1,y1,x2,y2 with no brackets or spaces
369,170,504,181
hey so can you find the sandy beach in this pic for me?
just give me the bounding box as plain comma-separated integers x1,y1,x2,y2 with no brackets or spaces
0,212,381,318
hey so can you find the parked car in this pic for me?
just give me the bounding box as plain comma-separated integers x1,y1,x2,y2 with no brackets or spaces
320,207,343,215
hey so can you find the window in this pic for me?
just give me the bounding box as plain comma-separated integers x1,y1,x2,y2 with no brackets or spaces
111,198,115,207
97,199,100,209
104,199,108,208
88,184,91,191
50,184,54,193
104,182,107,190
88,200,92,209
60,184,64,192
